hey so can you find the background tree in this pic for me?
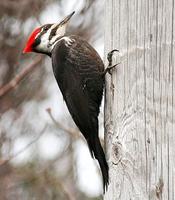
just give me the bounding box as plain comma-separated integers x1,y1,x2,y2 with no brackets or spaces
104,0,175,199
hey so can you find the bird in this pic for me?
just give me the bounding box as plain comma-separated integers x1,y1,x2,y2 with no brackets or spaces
23,11,111,192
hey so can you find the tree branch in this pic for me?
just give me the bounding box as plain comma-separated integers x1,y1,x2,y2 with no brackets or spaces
46,108,80,139
0,124,47,167
0,56,43,98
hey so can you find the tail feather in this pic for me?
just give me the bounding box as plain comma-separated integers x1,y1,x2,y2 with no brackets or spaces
87,137,109,192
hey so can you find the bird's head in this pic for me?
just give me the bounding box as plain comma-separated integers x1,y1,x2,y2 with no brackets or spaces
23,11,75,55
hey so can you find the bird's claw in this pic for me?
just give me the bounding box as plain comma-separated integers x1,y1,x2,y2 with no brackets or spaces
104,62,121,75
107,49,119,66
104,49,120,75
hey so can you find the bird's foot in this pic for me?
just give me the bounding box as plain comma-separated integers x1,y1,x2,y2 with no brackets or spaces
104,63,121,75
107,49,119,66
104,49,120,75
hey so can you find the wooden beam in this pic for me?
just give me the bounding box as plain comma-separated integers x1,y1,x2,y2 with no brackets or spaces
104,0,175,199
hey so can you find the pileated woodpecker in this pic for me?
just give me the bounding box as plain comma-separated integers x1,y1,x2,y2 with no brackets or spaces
23,11,112,191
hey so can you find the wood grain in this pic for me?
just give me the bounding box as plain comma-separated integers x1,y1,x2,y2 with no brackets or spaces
104,0,175,199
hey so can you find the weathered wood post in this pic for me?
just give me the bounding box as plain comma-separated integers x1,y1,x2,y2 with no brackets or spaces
104,0,175,199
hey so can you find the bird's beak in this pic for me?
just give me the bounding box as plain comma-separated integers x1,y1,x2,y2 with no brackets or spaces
52,11,75,31
49,11,75,39
59,11,75,26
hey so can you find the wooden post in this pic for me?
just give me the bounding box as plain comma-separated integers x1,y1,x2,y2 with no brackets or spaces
104,0,175,199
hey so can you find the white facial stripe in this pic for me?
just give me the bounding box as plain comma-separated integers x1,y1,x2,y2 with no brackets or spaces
36,28,52,53
41,29,51,44
49,24,67,45
35,32,40,39
35,23,68,54
56,25,67,36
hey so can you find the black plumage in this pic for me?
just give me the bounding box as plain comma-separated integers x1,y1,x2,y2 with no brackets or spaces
51,35,109,191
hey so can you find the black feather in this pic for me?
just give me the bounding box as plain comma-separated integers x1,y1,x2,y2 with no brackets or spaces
51,35,109,191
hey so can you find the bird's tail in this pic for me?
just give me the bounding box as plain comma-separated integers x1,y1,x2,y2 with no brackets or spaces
87,137,109,192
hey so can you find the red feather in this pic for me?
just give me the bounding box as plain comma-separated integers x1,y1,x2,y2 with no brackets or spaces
23,27,41,53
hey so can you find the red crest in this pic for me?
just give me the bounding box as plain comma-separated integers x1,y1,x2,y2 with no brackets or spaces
23,27,41,53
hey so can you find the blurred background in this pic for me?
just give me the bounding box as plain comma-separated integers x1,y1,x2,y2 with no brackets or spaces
0,0,105,199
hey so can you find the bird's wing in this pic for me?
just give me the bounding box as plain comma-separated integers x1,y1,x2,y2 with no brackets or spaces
51,37,109,190
51,36,105,137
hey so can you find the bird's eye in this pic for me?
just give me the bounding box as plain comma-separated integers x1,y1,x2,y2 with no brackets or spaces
43,26,49,31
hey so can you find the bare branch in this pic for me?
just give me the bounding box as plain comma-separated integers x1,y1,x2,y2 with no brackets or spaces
0,124,47,167
46,108,80,139
0,56,43,98
45,174,76,200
